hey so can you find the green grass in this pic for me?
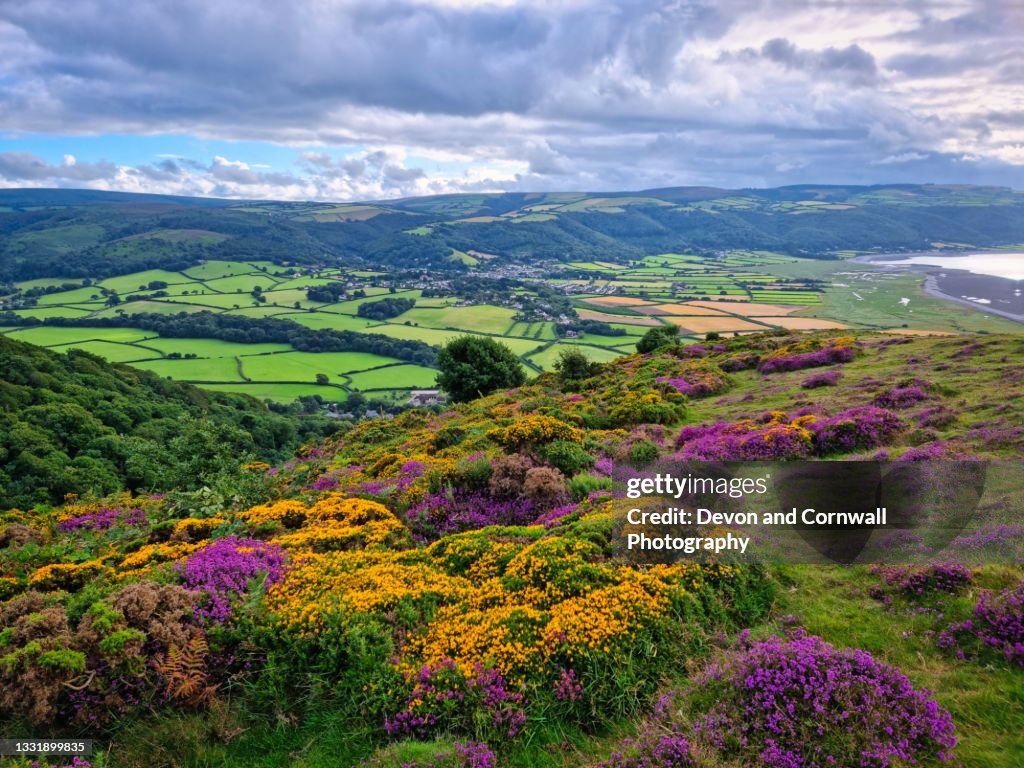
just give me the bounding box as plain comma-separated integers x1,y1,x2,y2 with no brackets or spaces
156,292,260,309
97,269,199,293
774,565,1024,768
34,286,106,305
12,305,95,319
347,364,439,389
140,338,292,358
222,306,301,318
132,356,244,382
270,277,343,291
202,274,283,294
260,288,328,308
92,300,217,316
2,326,154,345
241,351,401,384
46,340,159,362
279,312,379,331
194,383,347,403
393,305,518,335
560,332,637,349
182,260,263,280
369,324,545,355
528,343,623,370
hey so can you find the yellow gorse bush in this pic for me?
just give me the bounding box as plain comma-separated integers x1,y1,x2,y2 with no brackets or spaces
172,517,226,540
487,415,583,449
250,488,718,682
265,550,471,636
28,560,110,591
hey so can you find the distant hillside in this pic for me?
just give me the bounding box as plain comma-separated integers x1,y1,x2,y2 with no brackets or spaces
1,184,1023,281
0,334,336,508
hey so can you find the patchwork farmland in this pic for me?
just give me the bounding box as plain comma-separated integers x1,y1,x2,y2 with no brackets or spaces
3,246,1020,406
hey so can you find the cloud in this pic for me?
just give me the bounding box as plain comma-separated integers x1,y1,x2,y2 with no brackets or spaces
0,151,118,182
759,38,878,85
0,0,1020,197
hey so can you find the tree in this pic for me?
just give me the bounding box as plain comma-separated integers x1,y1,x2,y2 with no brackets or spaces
636,325,680,354
315,373,330,385
436,336,526,403
554,347,599,383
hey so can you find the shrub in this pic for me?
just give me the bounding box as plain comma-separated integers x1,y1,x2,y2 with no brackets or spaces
437,336,526,403
629,440,660,463
675,412,813,461
801,369,841,388
488,416,582,451
868,563,973,600
385,659,526,742
487,453,533,498
176,537,287,625
758,339,856,374
555,347,600,383
405,490,536,541
656,361,729,398
874,384,929,409
542,440,595,477
523,467,569,507
810,406,903,455
938,580,1024,667
690,630,957,767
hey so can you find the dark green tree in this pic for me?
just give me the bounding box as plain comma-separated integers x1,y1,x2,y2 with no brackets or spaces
436,336,526,403
636,325,681,354
554,347,600,383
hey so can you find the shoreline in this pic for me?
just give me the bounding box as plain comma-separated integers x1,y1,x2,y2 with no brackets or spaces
851,250,1024,326
920,273,1024,325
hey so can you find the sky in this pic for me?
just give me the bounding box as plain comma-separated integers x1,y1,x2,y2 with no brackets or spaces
0,0,1021,201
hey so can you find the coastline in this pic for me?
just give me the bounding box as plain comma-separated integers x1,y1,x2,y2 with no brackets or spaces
851,250,1024,326
920,273,1024,325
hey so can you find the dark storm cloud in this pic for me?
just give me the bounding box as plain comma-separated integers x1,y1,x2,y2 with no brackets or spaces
0,0,1019,196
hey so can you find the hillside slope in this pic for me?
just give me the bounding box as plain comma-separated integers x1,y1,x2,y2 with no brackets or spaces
0,335,337,508
2,184,1024,281
0,330,1021,768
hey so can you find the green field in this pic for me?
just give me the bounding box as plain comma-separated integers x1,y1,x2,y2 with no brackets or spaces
241,351,401,385
347,364,439,389
3,326,154,345
140,338,292,358
47,340,158,362
197,382,345,402
133,356,244,382
5,241,1020,406
96,269,197,293
527,343,622,369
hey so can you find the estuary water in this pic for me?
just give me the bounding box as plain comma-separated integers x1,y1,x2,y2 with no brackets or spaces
873,252,1024,281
